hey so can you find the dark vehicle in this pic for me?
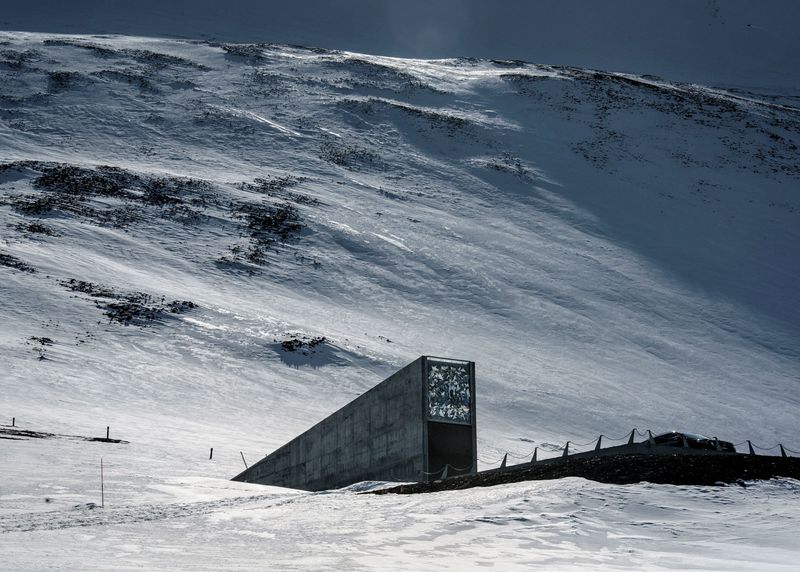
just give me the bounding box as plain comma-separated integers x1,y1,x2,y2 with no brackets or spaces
650,431,736,453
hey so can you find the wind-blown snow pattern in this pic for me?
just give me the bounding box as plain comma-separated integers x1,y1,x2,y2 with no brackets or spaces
1,32,798,570
3,0,800,91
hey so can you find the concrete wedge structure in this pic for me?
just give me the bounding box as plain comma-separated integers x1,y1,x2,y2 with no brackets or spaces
233,356,477,491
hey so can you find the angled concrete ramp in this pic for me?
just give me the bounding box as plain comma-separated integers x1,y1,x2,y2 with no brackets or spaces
233,356,477,491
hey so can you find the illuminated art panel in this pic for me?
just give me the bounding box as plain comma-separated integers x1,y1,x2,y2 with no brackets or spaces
426,359,471,423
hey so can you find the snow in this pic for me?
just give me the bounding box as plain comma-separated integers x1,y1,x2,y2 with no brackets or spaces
2,1,800,91
2,466,799,570
0,27,798,570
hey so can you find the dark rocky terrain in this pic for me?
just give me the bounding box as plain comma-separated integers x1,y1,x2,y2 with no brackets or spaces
376,453,800,494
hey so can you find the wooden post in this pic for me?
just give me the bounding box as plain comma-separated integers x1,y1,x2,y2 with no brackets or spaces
101,458,105,508
240,451,248,469
106,426,109,440
11,417,14,427
595,435,603,451
209,447,213,460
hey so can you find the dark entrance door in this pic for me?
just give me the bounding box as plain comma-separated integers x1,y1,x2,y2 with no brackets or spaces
427,421,474,478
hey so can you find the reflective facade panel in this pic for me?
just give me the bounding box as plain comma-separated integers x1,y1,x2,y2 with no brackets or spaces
426,359,471,423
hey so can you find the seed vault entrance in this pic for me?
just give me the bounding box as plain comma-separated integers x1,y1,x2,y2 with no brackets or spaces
423,358,477,479
232,356,477,490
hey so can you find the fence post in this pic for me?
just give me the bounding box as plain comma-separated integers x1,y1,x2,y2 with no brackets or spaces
562,441,570,457
106,426,109,440
748,440,755,455
441,464,449,480
628,429,635,445
240,451,248,469
595,435,603,451
11,417,14,427
100,457,104,509
531,447,538,463
780,444,788,458
500,453,507,469
209,447,213,460
648,430,655,446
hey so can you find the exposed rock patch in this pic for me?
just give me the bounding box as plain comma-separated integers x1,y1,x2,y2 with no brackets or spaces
0,252,35,272
60,278,196,326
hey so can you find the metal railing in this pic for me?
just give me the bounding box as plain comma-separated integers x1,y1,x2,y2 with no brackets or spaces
422,462,475,480
474,428,798,474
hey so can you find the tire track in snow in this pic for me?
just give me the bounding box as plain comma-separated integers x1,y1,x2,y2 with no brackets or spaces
0,493,300,534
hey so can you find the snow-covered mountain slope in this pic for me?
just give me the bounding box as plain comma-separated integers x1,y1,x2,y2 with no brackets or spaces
1,32,799,569
4,0,800,91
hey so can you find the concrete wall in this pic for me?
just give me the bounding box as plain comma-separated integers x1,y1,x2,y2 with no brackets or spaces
233,357,427,491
